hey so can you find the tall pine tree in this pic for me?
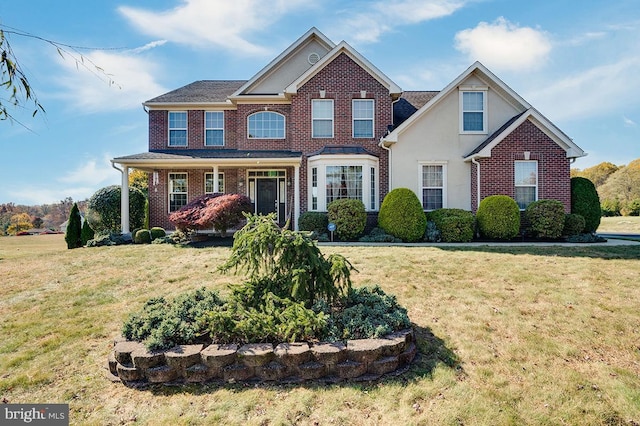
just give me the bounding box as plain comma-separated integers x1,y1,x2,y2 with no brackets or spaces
65,203,82,249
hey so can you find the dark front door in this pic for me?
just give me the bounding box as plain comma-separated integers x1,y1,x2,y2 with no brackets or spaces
256,178,278,217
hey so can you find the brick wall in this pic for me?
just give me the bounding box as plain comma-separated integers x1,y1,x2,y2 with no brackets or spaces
471,119,572,212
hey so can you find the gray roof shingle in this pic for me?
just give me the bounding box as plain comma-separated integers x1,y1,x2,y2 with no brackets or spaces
114,149,302,161
393,91,439,128
145,80,247,104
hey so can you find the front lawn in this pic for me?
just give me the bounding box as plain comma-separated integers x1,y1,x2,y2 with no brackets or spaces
1,234,639,425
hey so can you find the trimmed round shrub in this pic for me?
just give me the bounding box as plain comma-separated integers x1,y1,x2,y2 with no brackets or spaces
563,213,585,237
150,227,166,240
298,211,329,236
86,185,146,234
571,177,601,232
378,188,427,242
327,199,367,241
525,199,565,239
427,208,475,242
476,195,520,240
134,229,151,244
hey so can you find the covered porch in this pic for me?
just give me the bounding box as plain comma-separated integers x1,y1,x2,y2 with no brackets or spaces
111,150,302,234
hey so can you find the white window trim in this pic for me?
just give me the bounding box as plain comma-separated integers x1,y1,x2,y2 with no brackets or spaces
204,111,224,147
204,172,225,194
247,111,286,139
312,99,334,138
168,172,188,213
514,160,538,210
459,88,488,134
168,111,188,147
418,161,448,211
352,99,374,138
307,154,378,211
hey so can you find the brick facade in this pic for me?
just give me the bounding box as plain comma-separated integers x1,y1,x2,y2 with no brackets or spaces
470,120,572,213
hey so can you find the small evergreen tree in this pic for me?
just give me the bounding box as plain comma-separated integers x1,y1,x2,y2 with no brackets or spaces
81,219,95,246
65,203,82,249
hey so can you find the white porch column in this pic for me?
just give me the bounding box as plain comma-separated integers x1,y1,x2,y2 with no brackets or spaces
121,165,130,234
294,164,300,231
212,165,219,192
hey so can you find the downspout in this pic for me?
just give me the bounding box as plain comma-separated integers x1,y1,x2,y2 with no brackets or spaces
471,156,481,211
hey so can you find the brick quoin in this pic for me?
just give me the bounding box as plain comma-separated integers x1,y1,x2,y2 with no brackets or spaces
471,119,571,213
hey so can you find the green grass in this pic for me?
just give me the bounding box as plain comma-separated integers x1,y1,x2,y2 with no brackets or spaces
1,234,640,425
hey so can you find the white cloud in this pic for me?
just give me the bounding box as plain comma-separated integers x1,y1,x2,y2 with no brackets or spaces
52,47,169,113
58,154,118,187
336,0,467,44
454,17,551,72
623,116,637,127
118,0,311,56
527,57,640,122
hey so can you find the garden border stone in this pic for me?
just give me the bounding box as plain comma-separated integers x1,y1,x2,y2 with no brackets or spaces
108,328,416,386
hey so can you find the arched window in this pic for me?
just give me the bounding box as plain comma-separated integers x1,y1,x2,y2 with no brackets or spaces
247,111,285,139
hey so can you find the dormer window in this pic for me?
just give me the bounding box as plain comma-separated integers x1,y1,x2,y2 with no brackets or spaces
460,89,487,134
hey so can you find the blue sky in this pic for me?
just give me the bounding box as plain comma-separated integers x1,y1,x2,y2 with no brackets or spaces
1,0,639,205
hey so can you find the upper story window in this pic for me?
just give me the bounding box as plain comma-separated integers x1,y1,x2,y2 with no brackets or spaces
205,111,224,146
460,89,487,133
312,99,334,138
248,111,285,139
514,160,538,209
353,99,374,138
421,163,447,211
169,112,187,146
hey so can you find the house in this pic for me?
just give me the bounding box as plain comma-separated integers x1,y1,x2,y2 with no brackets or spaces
112,27,585,234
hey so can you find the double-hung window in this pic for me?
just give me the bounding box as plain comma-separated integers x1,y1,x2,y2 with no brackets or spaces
247,111,285,139
168,173,188,212
312,99,334,138
205,112,224,146
421,163,446,210
204,172,225,194
460,90,486,133
169,112,187,146
353,99,374,138
514,161,538,209
326,166,363,204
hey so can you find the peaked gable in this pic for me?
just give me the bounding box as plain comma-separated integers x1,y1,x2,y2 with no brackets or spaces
231,27,335,97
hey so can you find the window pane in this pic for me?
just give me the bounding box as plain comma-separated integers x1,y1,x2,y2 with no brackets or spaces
353,100,373,119
206,129,224,146
423,189,443,210
326,166,362,204
205,173,225,193
515,162,537,185
422,165,443,187
312,100,333,119
169,173,188,212
463,92,483,110
169,130,187,146
169,112,187,128
248,112,284,138
205,111,223,128
515,187,536,209
169,112,188,146
313,120,333,138
353,120,373,138
463,112,483,131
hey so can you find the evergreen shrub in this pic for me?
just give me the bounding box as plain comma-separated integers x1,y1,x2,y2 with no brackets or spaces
86,185,146,234
298,211,329,237
476,195,520,240
64,203,82,249
81,219,94,246
563,214,585,237
134,229,151,244
525,200,565,239
150,227,166,240
378,188,427,242
570,177,601,232
327,199,367,241
427,208,475,242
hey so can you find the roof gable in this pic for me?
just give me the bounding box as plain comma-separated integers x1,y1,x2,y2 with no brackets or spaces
231,27,335,97
464,109,586,159
284,40,402,96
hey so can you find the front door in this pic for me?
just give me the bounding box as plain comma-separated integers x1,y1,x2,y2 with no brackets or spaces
256,178,278,216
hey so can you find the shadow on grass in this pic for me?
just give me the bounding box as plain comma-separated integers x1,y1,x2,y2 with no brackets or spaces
432,244,640,260
133,323,462,396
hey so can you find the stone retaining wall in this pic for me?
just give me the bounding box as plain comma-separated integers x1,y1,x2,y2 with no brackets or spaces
108,329,416,385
